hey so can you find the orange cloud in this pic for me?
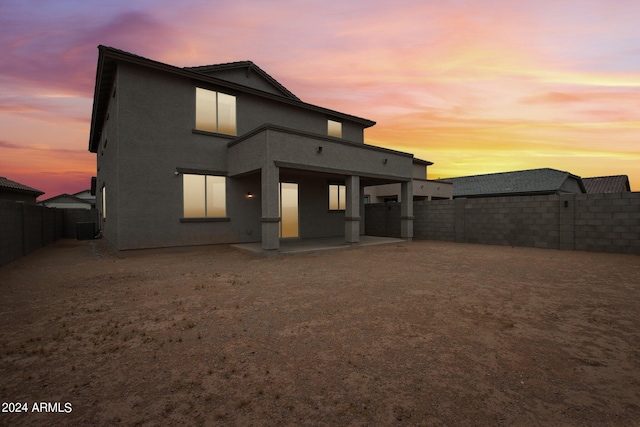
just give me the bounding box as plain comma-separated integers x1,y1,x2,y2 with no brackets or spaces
366,111,640,189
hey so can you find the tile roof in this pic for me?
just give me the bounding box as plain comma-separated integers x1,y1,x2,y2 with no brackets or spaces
582,175,630,193
442,168,584,197
0,176,44,196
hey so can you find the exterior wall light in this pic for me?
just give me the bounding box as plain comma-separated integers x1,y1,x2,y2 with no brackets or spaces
246,192,254,199
383,158,388,164
317,146,323,153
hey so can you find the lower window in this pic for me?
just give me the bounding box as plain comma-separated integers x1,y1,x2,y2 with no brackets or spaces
329,184,346,210
183,174,226,217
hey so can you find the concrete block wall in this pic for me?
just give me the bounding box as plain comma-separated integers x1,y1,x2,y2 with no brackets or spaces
63,209,99,239
42,207,63,245
414,199,455,241
0,200,24,266
572,192,640,254
462,195,561,249
0,201,94,267
558,194,575,250
365,203,400,238
23,204,44,255
365,192,640,254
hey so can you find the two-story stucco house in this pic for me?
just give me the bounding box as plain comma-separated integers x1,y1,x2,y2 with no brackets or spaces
88,46,416,254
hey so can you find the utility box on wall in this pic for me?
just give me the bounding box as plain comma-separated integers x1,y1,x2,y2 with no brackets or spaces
76,222,95,241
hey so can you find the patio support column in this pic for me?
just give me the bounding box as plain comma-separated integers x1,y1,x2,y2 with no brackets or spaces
261,163,280,252
400,180,414,240
345,175,360,244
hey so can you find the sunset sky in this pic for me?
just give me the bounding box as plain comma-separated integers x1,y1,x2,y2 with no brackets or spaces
1,0,639,198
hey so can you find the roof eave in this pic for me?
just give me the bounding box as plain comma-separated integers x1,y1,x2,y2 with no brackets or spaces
2,187,45,197
88,47,112,153
413,158,434,166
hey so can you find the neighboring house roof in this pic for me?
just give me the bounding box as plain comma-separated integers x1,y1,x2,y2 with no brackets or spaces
73,189,96,200
582,175,631,193
89,46,376,153
185,61,301,101
443,168,586,198
0,176,44,197
40,193,93,206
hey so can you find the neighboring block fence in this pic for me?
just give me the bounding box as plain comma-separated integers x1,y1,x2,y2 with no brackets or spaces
365,192,640,254
0,200,99,267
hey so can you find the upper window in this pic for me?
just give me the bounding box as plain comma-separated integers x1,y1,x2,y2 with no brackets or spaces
195,88,237,135
327,119,342,138
329,184,346,210
183,174,226,218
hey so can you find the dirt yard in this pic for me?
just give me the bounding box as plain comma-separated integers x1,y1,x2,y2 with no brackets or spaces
0,239,638,426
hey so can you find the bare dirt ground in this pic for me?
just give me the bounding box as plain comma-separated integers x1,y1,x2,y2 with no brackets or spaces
0,239,638,426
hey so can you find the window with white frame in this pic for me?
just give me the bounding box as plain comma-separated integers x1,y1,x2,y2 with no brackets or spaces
329,184,346,210
195,88,237,135
183,174,226,217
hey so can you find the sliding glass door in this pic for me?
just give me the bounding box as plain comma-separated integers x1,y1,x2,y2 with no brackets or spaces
279,182,299,238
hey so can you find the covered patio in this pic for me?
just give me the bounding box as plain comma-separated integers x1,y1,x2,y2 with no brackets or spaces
228,124,415,255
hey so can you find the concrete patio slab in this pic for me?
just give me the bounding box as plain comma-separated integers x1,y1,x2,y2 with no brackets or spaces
231,235,406,256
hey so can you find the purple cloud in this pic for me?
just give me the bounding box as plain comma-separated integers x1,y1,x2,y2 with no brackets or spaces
0,9,184,97
0,140,22,149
